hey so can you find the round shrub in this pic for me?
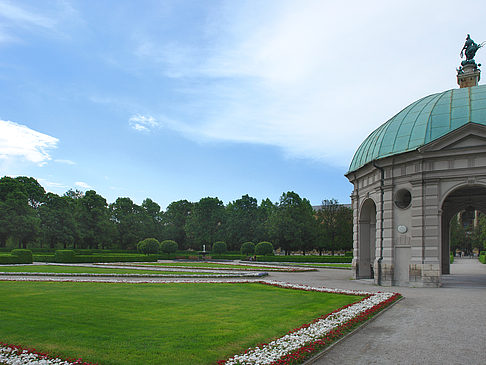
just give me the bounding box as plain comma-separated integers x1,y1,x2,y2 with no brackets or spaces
255,241,274,256
137,238,160,255
212,241,227,254
160,240,178,257
240,241,255,255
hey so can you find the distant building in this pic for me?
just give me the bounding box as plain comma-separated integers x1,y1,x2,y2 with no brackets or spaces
312,203,351,211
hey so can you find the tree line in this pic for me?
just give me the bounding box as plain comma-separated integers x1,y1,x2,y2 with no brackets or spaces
0,176,353,254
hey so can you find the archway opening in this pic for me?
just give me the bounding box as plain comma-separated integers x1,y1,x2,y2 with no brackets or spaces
441,185,486,275
358,199,376,279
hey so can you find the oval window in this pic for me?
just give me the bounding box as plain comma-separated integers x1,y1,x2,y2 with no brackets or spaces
395,189,412,209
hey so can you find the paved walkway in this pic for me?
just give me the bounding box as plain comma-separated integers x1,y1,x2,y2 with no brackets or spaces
289,258,485,365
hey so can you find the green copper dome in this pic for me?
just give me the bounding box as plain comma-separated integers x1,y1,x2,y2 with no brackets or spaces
348,84,486,172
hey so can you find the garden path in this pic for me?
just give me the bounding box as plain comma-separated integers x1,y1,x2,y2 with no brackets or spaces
268,258,485,365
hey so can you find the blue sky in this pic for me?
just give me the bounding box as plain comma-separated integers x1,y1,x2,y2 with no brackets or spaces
1,0,485,208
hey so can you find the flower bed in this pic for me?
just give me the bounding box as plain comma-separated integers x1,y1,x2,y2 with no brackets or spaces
217,282,401,365
0,271,268,278
0,279,400,365
0,342,96,365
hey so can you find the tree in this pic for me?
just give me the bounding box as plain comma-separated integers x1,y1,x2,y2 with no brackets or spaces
163,200,193,249
110,197,143,249
224,195,259,250
160,239,178,258
256,198,275,242
0,177,44,248
268,192,317,255
255,241,274,255
141,198,163,240
184,197,224,250
78,190,113,249
0,176,45,208
477,214,486,251
137,238,160,255
39,192,77,249
317,199,353,255
212,241,227,254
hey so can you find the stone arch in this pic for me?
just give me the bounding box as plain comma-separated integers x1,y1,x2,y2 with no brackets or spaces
358,198,377,279
440,184,486,274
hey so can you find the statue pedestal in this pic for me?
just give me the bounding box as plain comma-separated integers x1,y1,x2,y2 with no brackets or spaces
457,63,480,88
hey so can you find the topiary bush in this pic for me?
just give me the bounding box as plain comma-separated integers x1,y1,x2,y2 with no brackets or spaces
55,250,76,263
212,241,227,254
160,240,178,258
137,238,160,255
255,241,274,256
240,241,255,256
11,249,33,264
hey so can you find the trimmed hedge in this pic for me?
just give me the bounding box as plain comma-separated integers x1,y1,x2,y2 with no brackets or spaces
53,250,158,263
246,255,352,263
479,254,486,264
211,254,246,260
60,254,159,263
11,249,33,263
0,255,21,264
0,249,33,264
55,250,76,262
33,254,55,262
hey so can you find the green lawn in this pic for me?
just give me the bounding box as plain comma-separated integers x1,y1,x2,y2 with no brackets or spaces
0,281,363,364
0,265,221,276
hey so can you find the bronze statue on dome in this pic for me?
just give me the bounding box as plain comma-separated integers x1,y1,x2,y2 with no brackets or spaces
460,34,484,66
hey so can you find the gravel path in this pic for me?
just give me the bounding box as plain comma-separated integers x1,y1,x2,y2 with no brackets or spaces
300,258,486,365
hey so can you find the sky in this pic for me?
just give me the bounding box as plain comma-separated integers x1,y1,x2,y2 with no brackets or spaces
1,0,485,209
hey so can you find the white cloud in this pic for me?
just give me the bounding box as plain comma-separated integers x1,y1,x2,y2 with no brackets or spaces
0,1,79,45
54,159,76,165
130,1,479,167
0,1,55,29
75,181,91,189
129,114,160,132
37,178,68,189
0,120,58,165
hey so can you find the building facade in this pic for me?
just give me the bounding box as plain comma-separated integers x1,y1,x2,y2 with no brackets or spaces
346,61,486,287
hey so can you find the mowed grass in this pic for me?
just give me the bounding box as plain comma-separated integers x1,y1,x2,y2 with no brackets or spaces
0,265,219,275
0,282,363,365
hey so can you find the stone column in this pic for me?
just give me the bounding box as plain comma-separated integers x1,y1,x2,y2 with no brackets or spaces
351,190,359,279
422,179,441,287
377,185,394,285
409,180,424,283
